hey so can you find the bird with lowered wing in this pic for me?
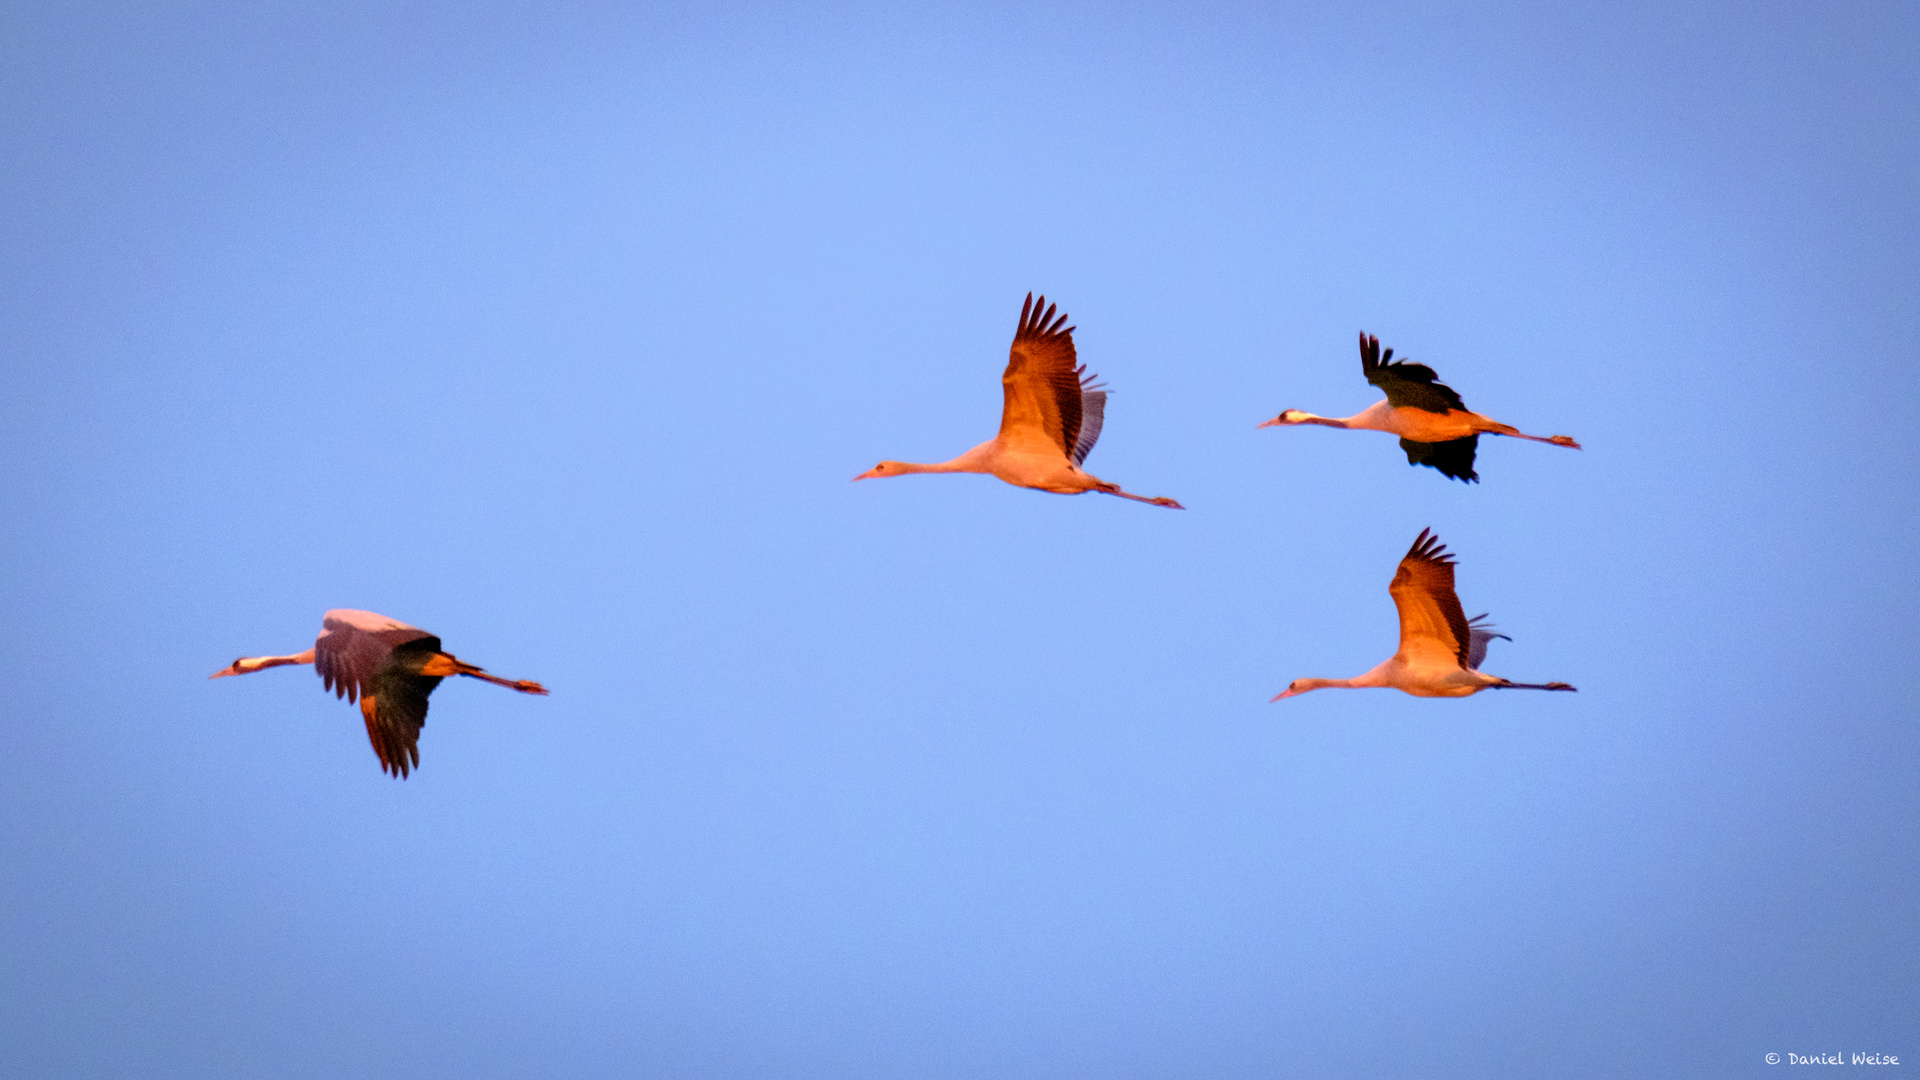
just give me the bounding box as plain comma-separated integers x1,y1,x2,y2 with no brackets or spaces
210,609,547,778
1260,332,1580,483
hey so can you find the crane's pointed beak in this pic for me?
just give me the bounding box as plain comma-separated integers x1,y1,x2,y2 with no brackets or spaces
1270,688,1300,701
209,666,239,680
852,467,881,481
1256,416,1284,429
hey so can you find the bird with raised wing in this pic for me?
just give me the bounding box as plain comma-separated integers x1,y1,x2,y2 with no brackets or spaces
1259,333,1580,482
210,609,547,777
1272,529,1575,700
855,294,1183,508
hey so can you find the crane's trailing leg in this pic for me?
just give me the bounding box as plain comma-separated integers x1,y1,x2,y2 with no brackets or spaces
1491,680,1577,691
469,672,549,694
1478,420,1581,449
1498,432,1581,449
419,653,549,694
1096,484,1185,509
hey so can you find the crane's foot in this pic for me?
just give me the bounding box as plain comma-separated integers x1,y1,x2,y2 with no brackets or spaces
1149,496,1185,509
1548,435,1582,449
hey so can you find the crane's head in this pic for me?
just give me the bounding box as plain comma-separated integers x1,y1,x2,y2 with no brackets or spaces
209,656,256,679
853,461,906,481
1271,679,1310,700
209,652,312,679
1257,410,1311,429
1272,677,1347,700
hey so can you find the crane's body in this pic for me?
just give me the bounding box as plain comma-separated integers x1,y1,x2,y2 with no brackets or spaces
1273,530,1574,701
1293,654,1501,700
210,608,547,778
856,294,1182,508
863,437,1110,495
1261,333,1580,483
1285,399,1502,442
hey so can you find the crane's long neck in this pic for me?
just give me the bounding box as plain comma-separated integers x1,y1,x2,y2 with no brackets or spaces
1284,411,1355,430
891,458,977,474
226,649,315,675
1291,407,1402,432
1274,675,1360,700
1339,401,1405,432
244,649,315,670
898,442,996,475
1349,662,1395,688
1263,402,1398,432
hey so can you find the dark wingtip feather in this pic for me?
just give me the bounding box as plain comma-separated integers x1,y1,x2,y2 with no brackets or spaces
1015,294,1073,341
1405,527,1456,566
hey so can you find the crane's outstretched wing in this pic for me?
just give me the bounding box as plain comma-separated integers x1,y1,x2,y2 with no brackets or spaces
1071,366,1106,465
1362,332,1466,413
361,637,445,778
1388,528,1473,671
1399,435,1480,483
1000,294,1082,459
1466,613,1511,671
315,609,435,704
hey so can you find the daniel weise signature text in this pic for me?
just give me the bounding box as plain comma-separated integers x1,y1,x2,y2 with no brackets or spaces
1765,1052,1900,1065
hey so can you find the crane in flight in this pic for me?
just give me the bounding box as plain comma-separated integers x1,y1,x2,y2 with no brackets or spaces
210,609,547,777
855,294,1183,508
1259,333,1580,482
1272,529,1576,699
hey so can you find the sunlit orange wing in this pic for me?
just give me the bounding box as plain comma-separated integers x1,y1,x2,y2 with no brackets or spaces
998,293,1082,459
1388,529,1473,670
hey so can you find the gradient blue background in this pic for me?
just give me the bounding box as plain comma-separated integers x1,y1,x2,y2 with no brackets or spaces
3,2,1915,1076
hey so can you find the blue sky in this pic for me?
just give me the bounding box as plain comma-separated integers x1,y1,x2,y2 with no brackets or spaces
2,2,1915,1077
